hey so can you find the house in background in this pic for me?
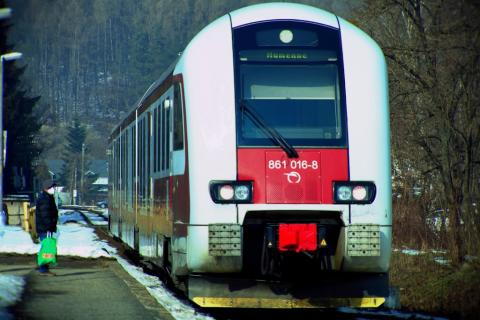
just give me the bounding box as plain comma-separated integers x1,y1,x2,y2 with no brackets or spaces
85,160,108,204
45,159,64,182
44,159,108,205
89,176,108,204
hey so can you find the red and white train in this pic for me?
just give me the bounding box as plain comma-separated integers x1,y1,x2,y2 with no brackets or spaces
108,2,392,308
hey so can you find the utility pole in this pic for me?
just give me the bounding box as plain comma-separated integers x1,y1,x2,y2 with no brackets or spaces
81,143,85,205
73,166,77,205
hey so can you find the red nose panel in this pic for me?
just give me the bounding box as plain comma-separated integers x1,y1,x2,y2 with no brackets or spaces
278,223,317,252
238,149,348,204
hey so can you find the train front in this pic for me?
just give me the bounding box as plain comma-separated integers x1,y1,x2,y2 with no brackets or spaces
179,3,391,308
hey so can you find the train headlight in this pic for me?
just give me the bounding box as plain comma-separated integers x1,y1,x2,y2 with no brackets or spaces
333,182,376,204
234,185,250,201
219,185,234,201
210,181,253,204
352,186,368,201
337,186,352,201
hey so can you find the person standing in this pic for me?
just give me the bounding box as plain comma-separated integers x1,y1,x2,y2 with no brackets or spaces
35,180,58,275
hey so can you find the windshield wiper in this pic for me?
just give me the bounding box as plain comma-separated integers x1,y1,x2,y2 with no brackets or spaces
240,100,298,158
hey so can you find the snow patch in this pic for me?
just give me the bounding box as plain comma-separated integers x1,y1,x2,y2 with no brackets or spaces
433,257,449,265
0,226,38,254
56,224,115,258
396,247,452,266
338,307,448,319
0,223,115,258
82,211,108,226
0,215,212,320
0,274,25,308
115,257,213,320
401,248,424,256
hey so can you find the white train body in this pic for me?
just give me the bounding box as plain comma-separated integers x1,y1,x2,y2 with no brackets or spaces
109,3,391,308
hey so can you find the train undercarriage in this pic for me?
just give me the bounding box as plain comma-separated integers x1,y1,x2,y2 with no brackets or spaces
168,212,394,309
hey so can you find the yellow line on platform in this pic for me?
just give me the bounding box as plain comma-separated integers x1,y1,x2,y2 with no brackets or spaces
192,296,385,308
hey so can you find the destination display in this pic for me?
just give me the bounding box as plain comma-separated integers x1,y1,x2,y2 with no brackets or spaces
239,49,337,62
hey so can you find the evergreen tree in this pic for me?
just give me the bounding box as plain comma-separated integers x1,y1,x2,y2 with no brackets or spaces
61,119,86,202
1,0,42,195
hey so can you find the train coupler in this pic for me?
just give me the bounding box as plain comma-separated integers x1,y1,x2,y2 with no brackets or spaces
264,223,338,255
259,223,339,276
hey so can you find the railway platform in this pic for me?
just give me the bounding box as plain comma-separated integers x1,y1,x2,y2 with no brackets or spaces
0,254,175,320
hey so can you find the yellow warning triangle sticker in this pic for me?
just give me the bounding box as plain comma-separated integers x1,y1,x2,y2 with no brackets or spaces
320,239,327,247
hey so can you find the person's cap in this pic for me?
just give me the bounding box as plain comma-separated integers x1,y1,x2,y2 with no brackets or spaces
42,180,57,190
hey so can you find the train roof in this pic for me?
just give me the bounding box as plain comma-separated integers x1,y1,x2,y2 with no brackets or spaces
229,2,339,29
109,58,178,141
133,58,179,112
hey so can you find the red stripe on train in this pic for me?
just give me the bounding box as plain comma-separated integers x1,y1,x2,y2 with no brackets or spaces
237,148,348,204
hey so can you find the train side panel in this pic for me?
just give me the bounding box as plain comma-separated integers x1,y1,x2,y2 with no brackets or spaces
174,15,239,273
339,17,392,272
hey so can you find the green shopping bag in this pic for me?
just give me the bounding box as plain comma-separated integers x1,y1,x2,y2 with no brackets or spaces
37,234,57,266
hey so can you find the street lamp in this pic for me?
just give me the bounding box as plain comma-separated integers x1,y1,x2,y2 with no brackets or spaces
1,52,23,212
0,8,12,20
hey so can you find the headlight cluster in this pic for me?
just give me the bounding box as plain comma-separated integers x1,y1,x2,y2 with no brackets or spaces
333,181,376,204
210,181,253,204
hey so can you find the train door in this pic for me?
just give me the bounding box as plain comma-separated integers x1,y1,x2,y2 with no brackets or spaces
163,92,173,224
153,89,174,263
169,81,188,277
171,82,186,220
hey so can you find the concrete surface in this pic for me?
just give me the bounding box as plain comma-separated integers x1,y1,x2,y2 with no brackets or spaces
0,254,175,320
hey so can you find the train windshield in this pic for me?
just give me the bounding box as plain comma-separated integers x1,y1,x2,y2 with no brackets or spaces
234,22,347,148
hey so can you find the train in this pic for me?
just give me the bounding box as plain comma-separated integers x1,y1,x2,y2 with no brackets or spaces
108,2,392,309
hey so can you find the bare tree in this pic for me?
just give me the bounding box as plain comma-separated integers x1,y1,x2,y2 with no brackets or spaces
358,0,480,264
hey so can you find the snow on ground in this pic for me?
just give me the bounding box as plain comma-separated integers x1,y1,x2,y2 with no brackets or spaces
57,224,113,258
98,208,109,220
0,274,24,320
0,219,115,315
82,211,109,226
0,226,38,255
338,307,448,320
399,248,424,256
0,210,212,320
0,274,24,307
115,257,213,320
433,257,449,265
0,225,112,258
395,248,451,265
58,210,88,225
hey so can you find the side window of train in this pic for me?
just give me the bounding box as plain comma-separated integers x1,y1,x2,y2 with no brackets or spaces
173,83,184,151
162,98,171,172
155,104,162,173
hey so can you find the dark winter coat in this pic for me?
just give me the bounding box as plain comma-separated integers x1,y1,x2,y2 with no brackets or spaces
35,191,58,233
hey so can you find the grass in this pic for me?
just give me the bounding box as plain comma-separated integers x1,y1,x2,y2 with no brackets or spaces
390,250,480,319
